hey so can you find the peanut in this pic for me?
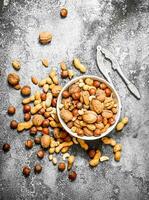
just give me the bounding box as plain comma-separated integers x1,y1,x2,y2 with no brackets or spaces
114,151,121,161
67,155,75,170
49,68,59,85
31,76,38,85
31,104,42,114
17,121,33,132
113,144,122,153
77,138,88,150
73,58,87,73
22,96,35,104
89,150,101,167
55,141,73,153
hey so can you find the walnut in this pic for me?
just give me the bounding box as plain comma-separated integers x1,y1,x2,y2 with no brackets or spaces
90,99,104,114
7,73,20,86
60,108,73,123
104,97,115,109
96,89,106,102
82,111,97,124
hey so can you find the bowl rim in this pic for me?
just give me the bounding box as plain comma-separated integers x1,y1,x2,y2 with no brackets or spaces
57,75,121,141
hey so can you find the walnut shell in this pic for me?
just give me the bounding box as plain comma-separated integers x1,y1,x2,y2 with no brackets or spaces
82,111,97,124
7,73,20,86
90,99,104,114
60,108,73,123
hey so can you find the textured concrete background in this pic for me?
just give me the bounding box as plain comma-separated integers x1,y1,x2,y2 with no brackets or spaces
0,0,149,199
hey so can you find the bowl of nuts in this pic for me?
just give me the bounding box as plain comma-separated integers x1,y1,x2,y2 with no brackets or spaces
57,75,121,140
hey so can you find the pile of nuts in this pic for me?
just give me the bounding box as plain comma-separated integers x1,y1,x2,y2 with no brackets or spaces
60,78,118,137
2,22,128,181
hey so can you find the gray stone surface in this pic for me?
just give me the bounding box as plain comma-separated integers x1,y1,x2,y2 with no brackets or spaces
0,0,149,199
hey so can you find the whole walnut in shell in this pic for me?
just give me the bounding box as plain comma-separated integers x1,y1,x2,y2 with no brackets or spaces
7,73,20,86
82,111,97,124
96,89,106,102
60,108,73,123
32,114,44,126
90,99,104,114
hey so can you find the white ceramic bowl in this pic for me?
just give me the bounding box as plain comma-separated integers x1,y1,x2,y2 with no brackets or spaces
57,75,121,140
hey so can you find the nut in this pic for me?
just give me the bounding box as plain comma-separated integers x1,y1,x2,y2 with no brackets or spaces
100,156,109,162
121,117,128,125
21,86,31,96
30,127,37,135
7,73,20,86
22,166,31,177
68,171,77,181
88,149,96,158
73,58,87,73
32,114,44,126
60,108,73,123
116,122,124,131
113,144,122,153
90,99,104,114
82,111,97,124
24,113,31,121
2,143,11,152
10,120,18,129
7,105,16,115
93,80,100,88
41,135,51,148
58,162,66,171
42,59,49,67
31,76,38,85
51,85,62,97
39,32,52,44
37,149,44,159
83,127,93,136
12,60,21,70
34,163,42,174
60,8,68,18
102,110,113,119
25,139,33,149
114,151,121,161
34,137,41,144
23,105,31,113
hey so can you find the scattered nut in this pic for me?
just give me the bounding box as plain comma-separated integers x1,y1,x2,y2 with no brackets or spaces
31,76,38,85
58,162,66,171
68,171,77,181
7,73,20,86
41,135,51,148
7,105,16,115
21,86,31,96
25,139,33,149
37,149,44,159
2,143,11,152
34,163,42,174
39,32,52,44
10,120,18,129
60,8,68,18
22,166,31,177
42,59,49,67
12,60,21,70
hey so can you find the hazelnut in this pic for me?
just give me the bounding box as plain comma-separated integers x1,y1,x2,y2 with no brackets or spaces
61,70,68,78
96,115,103,123
100,83,107,90
105,88,111,97
60,8,68,18
30,126,37,135
94,129,101,136
42,128,49,135
21,86,31,96
2,143,10,152
89,88,96,95
7,105,16,115
7,73,20,86
42,119,49,128
22,166,31,177
68,171,77,181
38,108,45,115
51,98,57,107
72,109,78,116
109,117,115,125
37,149,44,159
25,140,33,149
24,113,31,121
62,90,70,98
72,92,81,100
58,162,66,171
10,120,18,129
103,117,108,125
88,149,96,158
34,137,41,144
40,93,47,101
23,105,31,113
34,163,42,174
93,80,100,88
